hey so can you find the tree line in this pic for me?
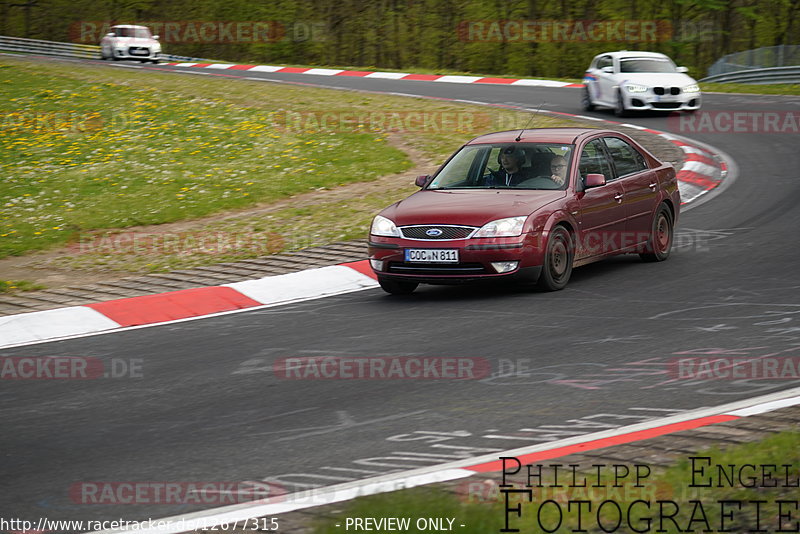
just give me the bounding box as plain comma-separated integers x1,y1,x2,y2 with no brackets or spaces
2,0,798,78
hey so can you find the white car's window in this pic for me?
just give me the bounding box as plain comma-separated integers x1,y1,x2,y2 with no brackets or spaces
619,58,676,73
579,139,614,183
428,143,573,190
603,137,648,177
597,56,613,70
115,27,152,38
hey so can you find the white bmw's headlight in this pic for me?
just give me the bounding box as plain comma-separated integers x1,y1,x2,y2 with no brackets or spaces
370,215,401,237
683,84,700,93
473,216,526,238
624,83,648,93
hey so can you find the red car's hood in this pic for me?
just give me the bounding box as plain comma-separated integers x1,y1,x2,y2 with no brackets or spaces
383,189,566,227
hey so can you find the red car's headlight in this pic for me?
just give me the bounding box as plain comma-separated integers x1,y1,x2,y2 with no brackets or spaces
473,216,526,238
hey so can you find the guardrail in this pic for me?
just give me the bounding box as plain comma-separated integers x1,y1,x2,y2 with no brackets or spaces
0,34,99,59
700,66,800,84
708,45,800,77
0,34,209,63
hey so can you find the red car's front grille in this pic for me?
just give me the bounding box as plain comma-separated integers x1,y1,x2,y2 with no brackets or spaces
400,226,475,240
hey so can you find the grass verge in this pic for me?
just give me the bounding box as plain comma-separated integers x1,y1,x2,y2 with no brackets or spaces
700,82,800,95
0,55,578,272
0,279,46,292
311,430,800,534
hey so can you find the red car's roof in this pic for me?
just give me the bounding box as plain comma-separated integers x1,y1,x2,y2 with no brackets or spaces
466,128,603,145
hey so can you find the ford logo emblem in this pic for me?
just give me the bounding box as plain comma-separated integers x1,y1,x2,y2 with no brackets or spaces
426,228,443,237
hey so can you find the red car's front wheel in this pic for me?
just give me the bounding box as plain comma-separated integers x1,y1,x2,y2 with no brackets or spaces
538,226,574,291
378,277,419,295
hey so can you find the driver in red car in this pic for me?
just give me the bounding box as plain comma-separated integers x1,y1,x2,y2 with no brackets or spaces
487,146,532,187
548,155,568,187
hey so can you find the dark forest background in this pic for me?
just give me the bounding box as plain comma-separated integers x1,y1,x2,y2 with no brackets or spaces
2,0,798,78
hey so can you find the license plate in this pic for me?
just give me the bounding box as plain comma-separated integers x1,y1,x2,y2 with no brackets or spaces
405,249,459,263
130,50,148,55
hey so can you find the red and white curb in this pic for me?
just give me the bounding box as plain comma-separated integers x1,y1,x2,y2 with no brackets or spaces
165,62,584,88
93,387,800,533
0,261,378,349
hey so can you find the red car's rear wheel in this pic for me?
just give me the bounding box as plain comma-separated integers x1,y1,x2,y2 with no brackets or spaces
640,204,674,262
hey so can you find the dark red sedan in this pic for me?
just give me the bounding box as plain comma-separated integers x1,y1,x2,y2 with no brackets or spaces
368,128,680,294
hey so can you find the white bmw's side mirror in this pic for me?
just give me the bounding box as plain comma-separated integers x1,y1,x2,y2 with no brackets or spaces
676,66,689,73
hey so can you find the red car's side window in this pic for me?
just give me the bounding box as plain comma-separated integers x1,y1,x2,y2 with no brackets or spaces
603,137,648,177
579,139,613,182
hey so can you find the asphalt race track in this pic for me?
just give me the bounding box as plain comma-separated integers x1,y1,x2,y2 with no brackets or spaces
2,56,800,526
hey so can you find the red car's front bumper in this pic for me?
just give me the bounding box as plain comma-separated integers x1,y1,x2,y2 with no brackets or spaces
368,233,545,285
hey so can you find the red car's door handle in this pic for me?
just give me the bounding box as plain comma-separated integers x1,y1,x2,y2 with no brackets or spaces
649,182,658,190
614,193,624,202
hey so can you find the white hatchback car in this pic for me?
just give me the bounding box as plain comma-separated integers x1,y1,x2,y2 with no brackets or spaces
582,51,701,116
100,25,161,63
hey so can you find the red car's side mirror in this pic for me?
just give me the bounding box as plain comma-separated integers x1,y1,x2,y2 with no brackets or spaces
415,175,430,188
584,173,606,188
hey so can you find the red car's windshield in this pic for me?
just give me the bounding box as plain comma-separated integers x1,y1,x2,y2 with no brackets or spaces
428,143,574,190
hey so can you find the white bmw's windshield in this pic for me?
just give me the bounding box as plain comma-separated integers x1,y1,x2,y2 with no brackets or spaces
116,28,152,38
619,58,676,73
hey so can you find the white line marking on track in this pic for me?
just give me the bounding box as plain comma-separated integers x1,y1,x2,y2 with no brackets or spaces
727,395,800,416
91,387,800,534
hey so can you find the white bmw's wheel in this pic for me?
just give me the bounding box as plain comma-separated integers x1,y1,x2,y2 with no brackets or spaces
614,91,629,117
582,87,595,111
